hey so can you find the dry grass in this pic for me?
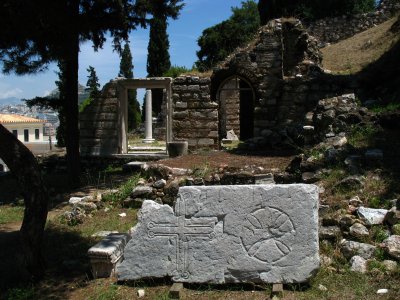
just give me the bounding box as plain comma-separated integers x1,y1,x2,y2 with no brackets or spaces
321,16,400,74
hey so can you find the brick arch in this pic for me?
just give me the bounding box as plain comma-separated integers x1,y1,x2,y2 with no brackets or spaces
210,67,258,102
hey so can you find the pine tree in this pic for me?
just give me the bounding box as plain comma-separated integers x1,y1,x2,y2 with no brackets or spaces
86,65,101,99
146,0,184,115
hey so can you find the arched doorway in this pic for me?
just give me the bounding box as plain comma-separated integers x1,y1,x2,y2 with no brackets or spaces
217,76,255,141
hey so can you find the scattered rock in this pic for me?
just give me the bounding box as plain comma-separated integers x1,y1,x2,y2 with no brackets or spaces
302,172,319,183
349,223,369,238
132,186,153,198
358,207,388,225
137,289,145,298
350,255,367,273
118,213,127,218
392,224,400,235
318,284,328,292
382,235,400,260
153,179,167,189
69,197,83,205
75,201,97,213
170,168,190,176
382,260,398,272
320,255,332,267
319,226,341,240
349,196,363,207
376,289,388,295
384,207,400,226
339,214,356,229
334,176,363,191
341,240,376,259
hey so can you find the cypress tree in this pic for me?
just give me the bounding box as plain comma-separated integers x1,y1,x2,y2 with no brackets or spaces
146,0,184,115
86,65,101,99
119,43,141,130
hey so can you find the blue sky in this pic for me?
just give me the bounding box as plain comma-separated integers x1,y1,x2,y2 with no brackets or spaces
0,0,245,104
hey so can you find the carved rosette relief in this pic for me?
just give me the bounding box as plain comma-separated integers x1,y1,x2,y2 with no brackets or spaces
241,207,295,263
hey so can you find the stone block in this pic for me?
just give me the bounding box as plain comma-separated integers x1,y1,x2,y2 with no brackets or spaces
198,138,215,146
117,184,319,283
88,233,131,278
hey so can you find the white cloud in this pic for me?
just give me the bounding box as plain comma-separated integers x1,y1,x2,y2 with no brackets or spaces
0,88,23,99
43,90,51,97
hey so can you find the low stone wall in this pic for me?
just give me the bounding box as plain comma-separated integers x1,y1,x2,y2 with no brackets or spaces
172,76,219,149
308,0,400,44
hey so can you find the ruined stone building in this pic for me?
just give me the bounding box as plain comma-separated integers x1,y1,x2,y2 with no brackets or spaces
80,0,399,155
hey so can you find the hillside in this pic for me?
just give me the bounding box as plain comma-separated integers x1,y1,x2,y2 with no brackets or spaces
321,16,400,74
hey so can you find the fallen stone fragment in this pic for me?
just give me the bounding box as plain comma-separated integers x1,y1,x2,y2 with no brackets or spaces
153,179,167,189
117,184,320,284
132,186,153,198
341,240,376,259
118,213,127,218
358,207,388,225
350,256,367,273
349,223,369,238
382,235,400,260
69,197,83,205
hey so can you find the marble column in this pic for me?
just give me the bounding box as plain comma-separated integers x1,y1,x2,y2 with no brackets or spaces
143,89,155,143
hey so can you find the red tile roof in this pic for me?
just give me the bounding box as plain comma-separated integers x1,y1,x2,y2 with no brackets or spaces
0,113,44,124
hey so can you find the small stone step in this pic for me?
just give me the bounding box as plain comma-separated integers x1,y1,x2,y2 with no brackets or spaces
88,233,131,278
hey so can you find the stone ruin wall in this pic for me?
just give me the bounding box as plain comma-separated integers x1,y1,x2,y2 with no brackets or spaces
307,0,400,44
80,81,120,156
171,76,219,149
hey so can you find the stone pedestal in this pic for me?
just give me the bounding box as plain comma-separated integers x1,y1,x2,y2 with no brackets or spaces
88,233,131,278
143,89,155,143
167,141,188,157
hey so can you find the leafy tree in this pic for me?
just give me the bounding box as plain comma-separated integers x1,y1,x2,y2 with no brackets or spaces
258,0,376,24
85,66,101,99
196,0,260,71
0,0,146,188
0,0,146,280
119,43,141,130
145,0,185,115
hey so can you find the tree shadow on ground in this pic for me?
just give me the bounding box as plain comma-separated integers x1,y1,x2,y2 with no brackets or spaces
0,223,97,299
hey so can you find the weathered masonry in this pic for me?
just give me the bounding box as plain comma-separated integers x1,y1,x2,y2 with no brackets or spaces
80,19,356,155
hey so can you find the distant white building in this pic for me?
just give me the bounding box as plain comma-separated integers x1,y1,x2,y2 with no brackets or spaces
0,113,45,143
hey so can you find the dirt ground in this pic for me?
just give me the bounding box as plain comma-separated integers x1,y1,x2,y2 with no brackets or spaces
154,150,294,171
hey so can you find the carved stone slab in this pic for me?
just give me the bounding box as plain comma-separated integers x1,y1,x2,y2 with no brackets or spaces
117,184,319,283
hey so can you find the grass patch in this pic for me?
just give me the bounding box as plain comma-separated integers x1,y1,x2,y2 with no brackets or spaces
0,205,24,224
348,124,379,148
102,174,140,205
370,102,400,113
